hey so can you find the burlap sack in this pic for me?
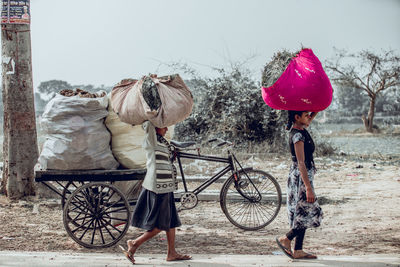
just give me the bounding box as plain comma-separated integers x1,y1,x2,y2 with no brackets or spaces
111,74,193,128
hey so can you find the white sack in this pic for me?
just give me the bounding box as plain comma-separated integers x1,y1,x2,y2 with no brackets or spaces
105,95,147,169
38,93,119,170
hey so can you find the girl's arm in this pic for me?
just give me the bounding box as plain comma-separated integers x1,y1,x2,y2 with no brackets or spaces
142,121,157,149
309,111,319,123
294,141,315,203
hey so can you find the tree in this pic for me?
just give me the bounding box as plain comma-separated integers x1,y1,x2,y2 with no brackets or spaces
326,49,400,132
378,88,400,115
1,1,38,198
35,80,72,114
37,79,72,95
335,86,368,116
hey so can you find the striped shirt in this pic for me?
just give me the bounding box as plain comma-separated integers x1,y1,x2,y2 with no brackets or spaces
141,121,177,194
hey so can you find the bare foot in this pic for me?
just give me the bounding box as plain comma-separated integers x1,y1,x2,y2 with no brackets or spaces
293,250,317,259
166,252,192,261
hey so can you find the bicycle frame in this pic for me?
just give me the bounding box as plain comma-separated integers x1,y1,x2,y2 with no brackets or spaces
175,150,233,195
173,148,262,199
169,143,282,231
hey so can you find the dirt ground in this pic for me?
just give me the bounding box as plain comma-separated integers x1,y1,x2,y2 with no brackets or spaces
0,152,399,257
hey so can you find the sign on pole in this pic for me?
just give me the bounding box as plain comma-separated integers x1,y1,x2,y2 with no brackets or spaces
1,0,30,24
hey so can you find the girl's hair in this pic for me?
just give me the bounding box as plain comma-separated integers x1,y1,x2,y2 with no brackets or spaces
286,110,306,130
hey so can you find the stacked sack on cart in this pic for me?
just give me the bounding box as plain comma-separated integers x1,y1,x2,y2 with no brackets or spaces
37,74,193,220
38,89,119,170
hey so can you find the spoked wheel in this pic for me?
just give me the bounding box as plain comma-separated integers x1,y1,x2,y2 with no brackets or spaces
63,182,131,248
61,181,87,208
62,181,88,227
220,169,282,230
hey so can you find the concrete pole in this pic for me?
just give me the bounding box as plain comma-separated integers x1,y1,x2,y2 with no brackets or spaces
1,0,38,198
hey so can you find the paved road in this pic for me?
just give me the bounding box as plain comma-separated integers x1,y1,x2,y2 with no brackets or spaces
0,251,399,267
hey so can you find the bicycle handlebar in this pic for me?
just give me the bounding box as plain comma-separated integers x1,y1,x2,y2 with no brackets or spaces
207,138,233,147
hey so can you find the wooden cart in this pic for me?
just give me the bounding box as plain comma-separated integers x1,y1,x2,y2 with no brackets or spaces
35,168,146,248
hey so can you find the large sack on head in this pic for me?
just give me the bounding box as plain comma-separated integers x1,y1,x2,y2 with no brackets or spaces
111,74,193,128
261,48,333,112
38,92,119,170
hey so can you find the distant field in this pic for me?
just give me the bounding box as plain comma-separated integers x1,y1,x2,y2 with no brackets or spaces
312,123,400,156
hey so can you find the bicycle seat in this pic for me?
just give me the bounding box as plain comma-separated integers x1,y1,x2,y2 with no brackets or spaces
170,140,196,148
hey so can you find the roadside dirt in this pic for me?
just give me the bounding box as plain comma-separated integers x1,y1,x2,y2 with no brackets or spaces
0,154,399,257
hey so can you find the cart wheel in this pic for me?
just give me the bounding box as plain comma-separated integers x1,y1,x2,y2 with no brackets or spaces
61,181,87,208
63,182,131,248
62,181,92,228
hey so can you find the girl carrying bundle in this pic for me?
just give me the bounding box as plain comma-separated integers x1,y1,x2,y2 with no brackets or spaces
261,48,332,259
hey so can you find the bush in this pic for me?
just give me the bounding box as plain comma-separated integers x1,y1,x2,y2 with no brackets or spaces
315,141,336,156
174,66,287,152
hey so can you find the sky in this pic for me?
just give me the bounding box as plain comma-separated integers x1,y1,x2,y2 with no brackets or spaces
10,0,400,88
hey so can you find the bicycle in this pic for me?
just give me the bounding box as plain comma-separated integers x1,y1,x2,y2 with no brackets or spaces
170,138,282,231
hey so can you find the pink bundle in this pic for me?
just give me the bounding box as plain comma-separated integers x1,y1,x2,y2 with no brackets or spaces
261,48,333,112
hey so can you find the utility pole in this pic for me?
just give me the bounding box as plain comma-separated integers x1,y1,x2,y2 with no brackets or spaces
1,0,38,199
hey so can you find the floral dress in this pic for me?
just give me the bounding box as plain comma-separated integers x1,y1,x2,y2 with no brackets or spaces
287,128,323,230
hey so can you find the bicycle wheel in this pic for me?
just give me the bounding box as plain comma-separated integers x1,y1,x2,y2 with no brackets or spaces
63,182,131,248
220,169,281,230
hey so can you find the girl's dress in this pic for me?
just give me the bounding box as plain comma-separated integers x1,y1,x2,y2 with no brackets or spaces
131,121,181,231
287,128,323,230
